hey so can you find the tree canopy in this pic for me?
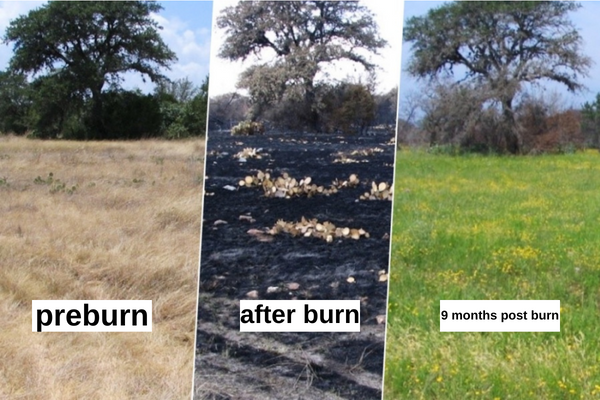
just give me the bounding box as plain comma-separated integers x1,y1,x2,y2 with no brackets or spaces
0,71,30,134
404,1,591,153
217,1,387,131
4,1,177,138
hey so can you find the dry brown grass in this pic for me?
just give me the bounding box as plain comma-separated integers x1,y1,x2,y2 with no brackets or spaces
0,135,205,399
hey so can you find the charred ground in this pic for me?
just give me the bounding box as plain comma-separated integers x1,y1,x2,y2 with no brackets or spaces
194,131,394,400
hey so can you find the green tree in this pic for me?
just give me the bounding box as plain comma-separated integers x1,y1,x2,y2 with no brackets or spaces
159,75,209,138
154,77,200,104
217,1,386,131
374,87,398,127
582,94,600,149
180,75,209,137
0,71,31,134
320,82,376,135
404,1,591,154
4,1,176,138
28,73,86,139
97,89,161,140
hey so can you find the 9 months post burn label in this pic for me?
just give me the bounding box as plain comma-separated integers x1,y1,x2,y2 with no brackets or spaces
440,300,560,332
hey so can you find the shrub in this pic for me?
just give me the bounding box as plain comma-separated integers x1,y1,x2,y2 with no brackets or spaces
527,110,583,154
178,92,207,136
581,93,600,149
421,80,491,148
516,94,583,154
208,92,250,131
157,81,207,139
27,75,84,139
231,121,265,136
419,82,585,154
96,90,162,140
319,83,376,135
0,71,31,135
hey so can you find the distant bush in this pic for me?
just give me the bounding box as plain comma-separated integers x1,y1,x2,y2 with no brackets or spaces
157,76,208,138
94,90,162,140
27,74,85,139
581,93,600,149
420,80,493,150
4,73,208,140
419,81,585,154
319,82,376,135
373,88,398,127
526,110,583,154
208,92,250,131
178,91,208,137
0,71,30,135
516,94,583,154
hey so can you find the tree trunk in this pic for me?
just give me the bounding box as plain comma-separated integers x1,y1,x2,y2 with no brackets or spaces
90,83,106,139
304,81,319,132
501,96,521,154
429,128,437,146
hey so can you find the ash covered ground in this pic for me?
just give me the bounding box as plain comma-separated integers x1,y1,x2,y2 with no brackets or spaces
194,131,394,400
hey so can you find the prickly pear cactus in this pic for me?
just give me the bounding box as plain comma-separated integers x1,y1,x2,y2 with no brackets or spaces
231,121,265,136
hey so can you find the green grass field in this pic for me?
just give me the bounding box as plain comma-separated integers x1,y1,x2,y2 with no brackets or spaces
384,150,600,399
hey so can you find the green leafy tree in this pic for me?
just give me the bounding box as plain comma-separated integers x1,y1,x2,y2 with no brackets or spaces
28,72,87,139
160,75,209,138
154,77,200,104
404,1,591,153
320,82,376,134
4,1,176,138
0,71,31,134
99,89,162,140
177,76,209,137
217,1,386,131
582,94,600,149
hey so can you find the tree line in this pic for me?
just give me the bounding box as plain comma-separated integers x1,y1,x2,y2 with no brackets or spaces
0,1,207,140
208,86,397,134
1,1,398,139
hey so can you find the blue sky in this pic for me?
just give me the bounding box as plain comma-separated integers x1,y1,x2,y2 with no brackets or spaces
0,1,213,92
400,1,600,118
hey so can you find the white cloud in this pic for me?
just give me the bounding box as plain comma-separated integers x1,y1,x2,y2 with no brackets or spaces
142,12,211,91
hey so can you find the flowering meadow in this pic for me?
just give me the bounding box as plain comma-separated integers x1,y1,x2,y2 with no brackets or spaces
384,150,600,399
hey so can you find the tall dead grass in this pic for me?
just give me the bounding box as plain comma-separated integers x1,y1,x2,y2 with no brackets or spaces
0,135,205,399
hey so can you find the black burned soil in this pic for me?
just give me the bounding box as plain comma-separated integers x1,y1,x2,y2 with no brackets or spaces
194,131,393,400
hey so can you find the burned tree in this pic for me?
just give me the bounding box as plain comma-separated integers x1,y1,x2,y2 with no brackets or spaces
217,1,386,131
